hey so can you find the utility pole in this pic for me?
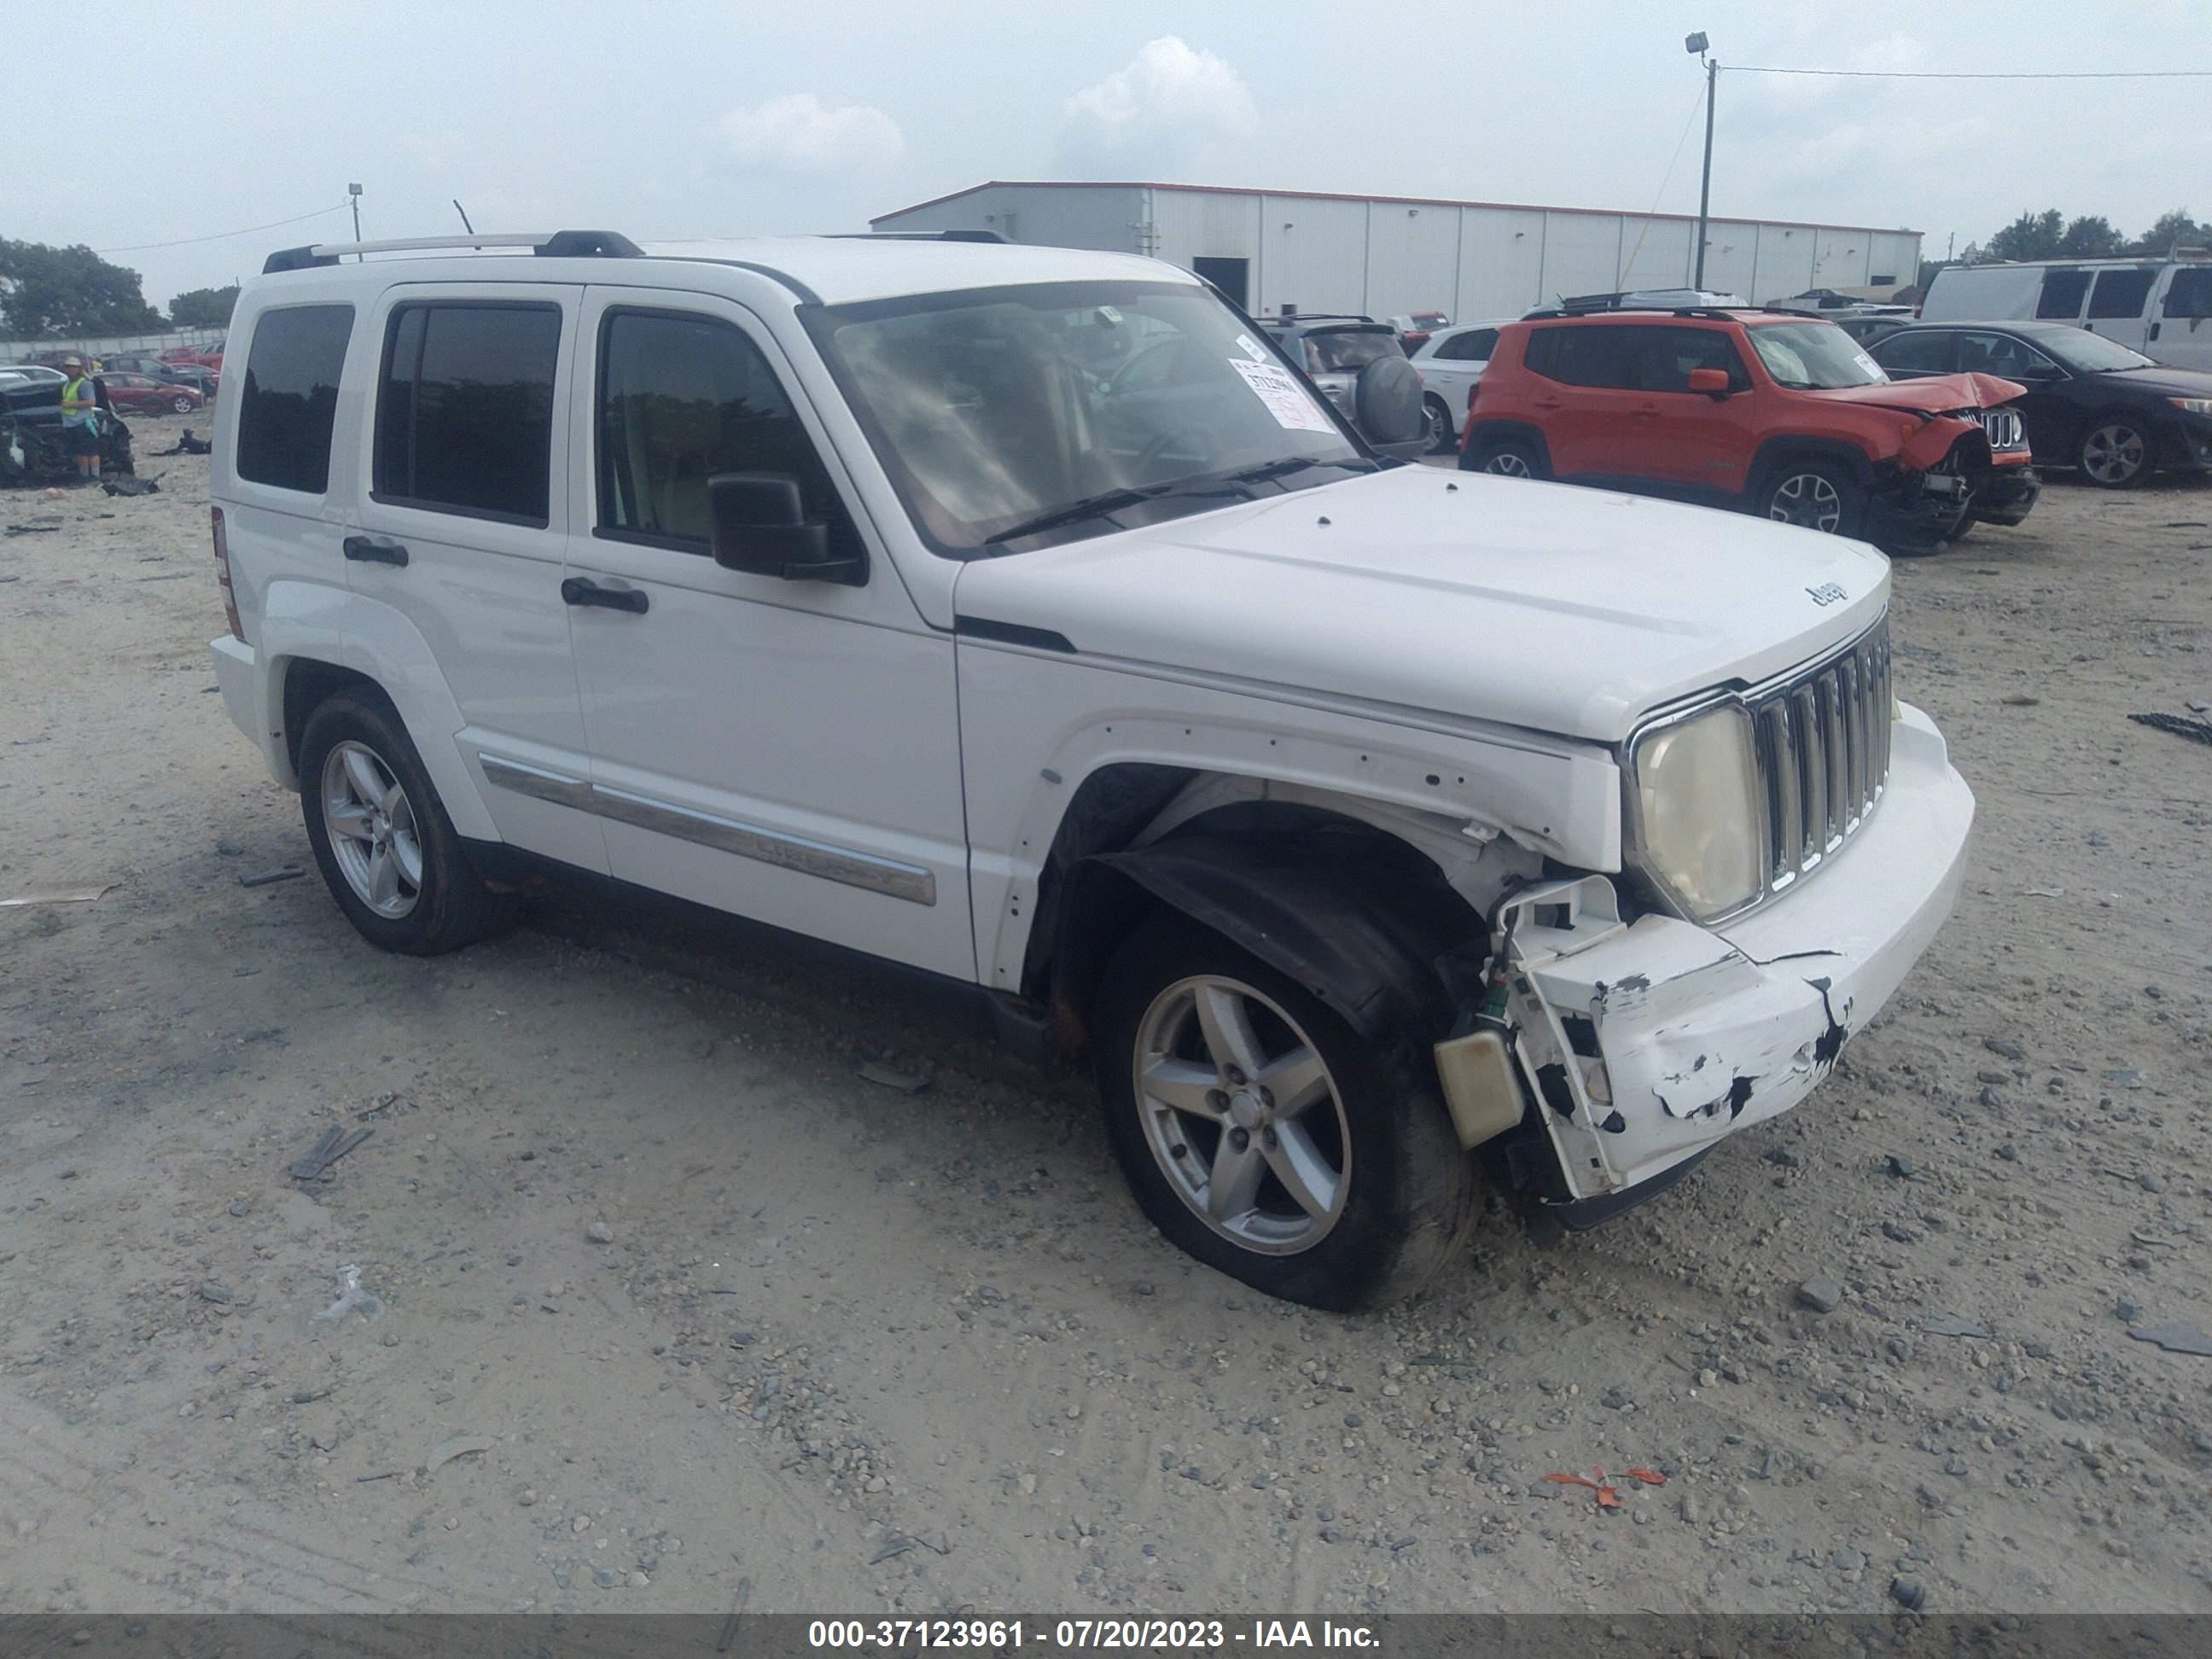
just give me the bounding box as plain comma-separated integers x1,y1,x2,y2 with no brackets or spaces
348,183,364,259
1686,34,1717,290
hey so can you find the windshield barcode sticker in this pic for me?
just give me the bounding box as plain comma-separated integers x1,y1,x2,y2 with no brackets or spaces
1226,358,1336,432
1234,332,1267,363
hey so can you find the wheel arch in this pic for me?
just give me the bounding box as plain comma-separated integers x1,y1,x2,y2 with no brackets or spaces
1747,434,1878,501
1458,419,1552,471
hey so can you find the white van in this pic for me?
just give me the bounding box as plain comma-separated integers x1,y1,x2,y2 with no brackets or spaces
1922,254,2212,371
207,228,1973,1309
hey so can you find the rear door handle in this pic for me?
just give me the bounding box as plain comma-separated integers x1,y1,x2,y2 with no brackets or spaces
341,535,409,567
562,576,649,614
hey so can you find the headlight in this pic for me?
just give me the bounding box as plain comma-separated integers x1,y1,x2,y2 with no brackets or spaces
2171,397,2212,417
1628,703,1763,920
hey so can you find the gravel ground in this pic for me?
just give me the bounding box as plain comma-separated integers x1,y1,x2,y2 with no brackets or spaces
3,433,2209,1616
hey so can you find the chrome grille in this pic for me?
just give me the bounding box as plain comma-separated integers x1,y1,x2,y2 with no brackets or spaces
1749,619,1892,892
1978,408,2025,451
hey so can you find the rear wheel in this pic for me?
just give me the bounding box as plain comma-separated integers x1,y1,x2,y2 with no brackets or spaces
1762,461,1863,537
298,690,513,955
171,393,195,414
1093,914,1479,1311
1422,394,1454,454
2078,414,2151,487
1467,436,1545,480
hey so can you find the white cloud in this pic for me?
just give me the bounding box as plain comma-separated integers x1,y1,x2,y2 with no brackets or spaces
1058,37,1258,171
714,93,904,172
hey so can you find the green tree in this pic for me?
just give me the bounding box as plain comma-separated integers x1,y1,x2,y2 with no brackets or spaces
2058,215,2126,258
2128,209,2210,255
0,239,164,338
168,284,240,329
1985,209,2064,262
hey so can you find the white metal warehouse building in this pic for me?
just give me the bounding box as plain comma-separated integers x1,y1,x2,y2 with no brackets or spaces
871,181,1923,322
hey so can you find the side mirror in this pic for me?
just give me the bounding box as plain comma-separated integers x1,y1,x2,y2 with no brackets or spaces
1352,354,1428,457
707,473,863,584
1687,367,1732,399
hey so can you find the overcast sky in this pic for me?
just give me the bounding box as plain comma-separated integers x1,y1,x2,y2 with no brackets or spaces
8,0,2208,311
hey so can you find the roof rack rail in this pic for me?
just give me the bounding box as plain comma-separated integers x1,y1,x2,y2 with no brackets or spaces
829,230,1008,243
262,230,642,274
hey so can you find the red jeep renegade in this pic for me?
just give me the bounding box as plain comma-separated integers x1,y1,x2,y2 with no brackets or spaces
1459,307,2039,551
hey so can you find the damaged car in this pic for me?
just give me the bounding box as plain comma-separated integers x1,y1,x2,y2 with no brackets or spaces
1462,305,2038,551
209,230,1973,1311
2,370,134,486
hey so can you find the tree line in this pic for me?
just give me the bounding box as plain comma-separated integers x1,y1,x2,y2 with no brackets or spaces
0,237,237,339
1968,207,2209,265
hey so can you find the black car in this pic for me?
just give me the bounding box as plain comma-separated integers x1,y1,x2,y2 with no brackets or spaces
1866,320,2212,488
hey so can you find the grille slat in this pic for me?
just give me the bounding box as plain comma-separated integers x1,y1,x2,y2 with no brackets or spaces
1751,618,1892,893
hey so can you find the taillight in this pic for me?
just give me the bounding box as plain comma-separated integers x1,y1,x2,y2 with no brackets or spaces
211,506,242,640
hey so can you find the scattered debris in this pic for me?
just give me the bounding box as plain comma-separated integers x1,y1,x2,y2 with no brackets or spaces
1921,1313,1993,1340
3,522,59,536
1883,1153,1919,1180
856,1059,930,1094
585,1220,615,1244
2127,1324,2212,1358
425,1432,498,1472
2017,887,2065,899
156,428,212,457
358,1092,403,1120
1796,1277,1844,1314
197,1282,234,1305
869,1530,915,1564
290,1388,331,1404
2103,1068,2143,1089
101,474,162,497
238,865,306,888
2128,711,2212,747
0,884,114,908
355,1470,402,1483
1623,1468,1666,1486
288,1124,372,1181
1890,1578,1926,1611
311,1264,384,1325
2000,694,2040,707
1543,1470,1621,1509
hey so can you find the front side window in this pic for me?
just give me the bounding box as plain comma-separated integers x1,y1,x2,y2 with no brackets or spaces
236,303,353,494
2164,267,2212,319
1746,322,1889,389
1871,330,1953,374
2087,269,2157,321
1957,332,2059,378
375,302,560,525
597,308,859,562
1633,326,1745,393
1435,328,1497,363
2035,269,2092,319
1303,329,1400,374
803,280,1365,555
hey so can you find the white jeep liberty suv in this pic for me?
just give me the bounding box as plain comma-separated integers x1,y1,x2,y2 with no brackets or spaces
209,229,1974,1310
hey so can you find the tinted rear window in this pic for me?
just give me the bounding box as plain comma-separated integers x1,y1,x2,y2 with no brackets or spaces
235,304,353,494
2035,269,2091,319
375,302,561,525
1871,330,1951,373
1528,325,1638,388
2087,268,2156,320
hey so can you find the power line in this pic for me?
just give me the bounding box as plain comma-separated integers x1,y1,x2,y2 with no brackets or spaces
1621,84,1712,282
96,204,352,256
1730,65,2212,80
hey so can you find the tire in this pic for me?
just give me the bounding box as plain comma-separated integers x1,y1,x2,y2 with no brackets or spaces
2077,413,2152,488
1761,460,1864,537
297,689,513,955
1092,913,1480,1312
1422,394,1454,454
1466,436,1546,480
172,393,195,414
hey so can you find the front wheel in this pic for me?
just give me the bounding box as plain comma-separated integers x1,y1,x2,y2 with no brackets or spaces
1465,436,1546,480
1762,461,1864,537
1422,395,1454,454
2078,415,2151,487
297,690,513,955
172,393,195,414
1093,915,1479,1311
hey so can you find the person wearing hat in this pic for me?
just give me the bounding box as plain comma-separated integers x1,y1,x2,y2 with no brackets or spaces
59,356,102,481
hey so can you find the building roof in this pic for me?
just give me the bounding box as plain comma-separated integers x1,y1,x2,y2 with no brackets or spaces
873,180,1920,242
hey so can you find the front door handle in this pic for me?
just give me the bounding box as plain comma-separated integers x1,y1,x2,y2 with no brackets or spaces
562,576,649,614
342,535,409,567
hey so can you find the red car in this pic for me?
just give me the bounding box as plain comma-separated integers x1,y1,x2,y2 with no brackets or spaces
1460,306,2039,552
160,345,224,371
100,371,205,414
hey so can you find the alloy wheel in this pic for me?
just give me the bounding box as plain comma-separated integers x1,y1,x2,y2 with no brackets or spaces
2081,422,2146,486
1483,450,1533,478
1131,975,1353,1254
1769,471,1843,533
320,740,423,919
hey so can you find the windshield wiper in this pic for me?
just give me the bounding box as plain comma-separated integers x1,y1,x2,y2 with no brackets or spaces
1225,455,1376,486
982,478,1252,547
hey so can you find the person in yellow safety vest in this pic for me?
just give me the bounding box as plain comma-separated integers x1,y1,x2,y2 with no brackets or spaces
59,355,102,482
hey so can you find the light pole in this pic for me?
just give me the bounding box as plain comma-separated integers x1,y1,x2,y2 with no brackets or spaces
1686,33,1716,290
348,183,364,259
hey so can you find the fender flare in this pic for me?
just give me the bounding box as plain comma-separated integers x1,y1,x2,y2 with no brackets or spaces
1458,420,1553,473
1089,833,1478,1045
1748,435,1879,500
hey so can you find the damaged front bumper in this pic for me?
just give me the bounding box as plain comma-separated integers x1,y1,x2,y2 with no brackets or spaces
1867,470,1973,550
1970,459,2040,527
1489,701,1972,1221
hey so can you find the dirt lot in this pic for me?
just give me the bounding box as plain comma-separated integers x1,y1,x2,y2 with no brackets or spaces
3,428,2210,1618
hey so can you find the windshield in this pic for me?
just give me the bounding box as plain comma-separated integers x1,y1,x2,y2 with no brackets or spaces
1304,329,1400,375
2040,330,2156,374
804,281,1364,554
1747,322,1889,389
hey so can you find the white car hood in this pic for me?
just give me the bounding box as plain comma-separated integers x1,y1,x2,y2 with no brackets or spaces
952,467,1890,744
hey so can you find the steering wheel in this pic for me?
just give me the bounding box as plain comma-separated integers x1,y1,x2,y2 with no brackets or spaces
1136,422,1214,474
1106,339,1185,399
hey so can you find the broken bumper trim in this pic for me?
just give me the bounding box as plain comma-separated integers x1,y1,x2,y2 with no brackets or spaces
1516,702,1973,1206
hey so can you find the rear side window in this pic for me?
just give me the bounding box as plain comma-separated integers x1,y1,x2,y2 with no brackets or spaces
1872,330,1952,374
2087,268,2156,321
375,302,561,525
1533,325,1639,388
235,304,353,494
1436,328,1497,362
2035,269,2091,319
596,308,860,562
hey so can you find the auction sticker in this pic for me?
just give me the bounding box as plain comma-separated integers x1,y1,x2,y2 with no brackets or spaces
1227,358,1336,432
